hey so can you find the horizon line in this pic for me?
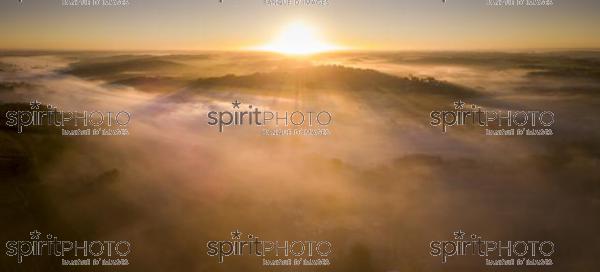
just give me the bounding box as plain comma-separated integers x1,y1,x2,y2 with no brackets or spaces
1,48,600,54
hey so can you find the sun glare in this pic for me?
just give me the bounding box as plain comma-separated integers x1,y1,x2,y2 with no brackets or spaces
259,22,339,55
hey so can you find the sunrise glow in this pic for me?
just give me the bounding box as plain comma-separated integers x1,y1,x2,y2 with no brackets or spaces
258,22,340,55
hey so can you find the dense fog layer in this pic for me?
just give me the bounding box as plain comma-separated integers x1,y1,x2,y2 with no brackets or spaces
0,51,598,271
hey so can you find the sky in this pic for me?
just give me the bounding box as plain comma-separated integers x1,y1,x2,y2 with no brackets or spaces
0,0,599,51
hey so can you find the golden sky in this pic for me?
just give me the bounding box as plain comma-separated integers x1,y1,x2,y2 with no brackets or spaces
1,0,599,51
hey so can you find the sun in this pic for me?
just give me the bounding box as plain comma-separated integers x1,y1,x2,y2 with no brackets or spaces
258,22,340,55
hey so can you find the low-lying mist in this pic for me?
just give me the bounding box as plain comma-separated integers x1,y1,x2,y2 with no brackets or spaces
0,51,598,271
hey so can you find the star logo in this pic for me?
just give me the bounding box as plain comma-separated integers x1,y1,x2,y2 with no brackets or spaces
453,230,465,240
30,100,41,110
29,230,41,240
232,100,241,109
231,230,241,240
454,100,465,110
